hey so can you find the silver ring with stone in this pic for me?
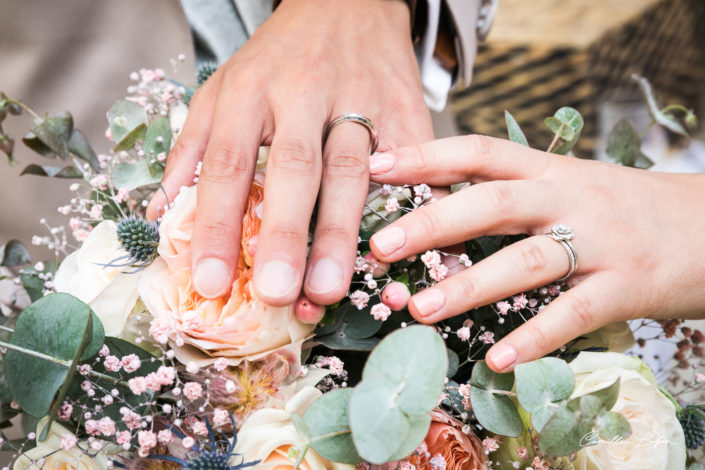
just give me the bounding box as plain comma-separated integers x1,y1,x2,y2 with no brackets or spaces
545,224,578,283
324,113,379,155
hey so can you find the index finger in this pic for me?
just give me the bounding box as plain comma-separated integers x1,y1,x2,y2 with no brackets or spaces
368,135,553,186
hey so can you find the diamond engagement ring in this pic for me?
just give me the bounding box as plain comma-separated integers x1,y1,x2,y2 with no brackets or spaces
545,224,578,282
324,113,379,154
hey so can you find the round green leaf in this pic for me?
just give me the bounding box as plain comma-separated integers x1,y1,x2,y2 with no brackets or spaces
596,411,631,442
303,388,361,464
6,293,105,417
108,100,148,151
143,117,171,177
515,357,574,432
470,361,522,437
387,413,432,462
111,160,162,190
362,325,447,416
349,379,409,464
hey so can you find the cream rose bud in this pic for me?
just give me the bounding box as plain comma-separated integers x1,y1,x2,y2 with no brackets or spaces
233,387,354,470
54,221,140,336
569,352,686,470
14,418,118,470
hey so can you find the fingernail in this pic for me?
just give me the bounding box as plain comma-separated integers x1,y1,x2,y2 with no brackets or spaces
412,288,445,317
488,344,518,371
371,226,406,256
369,152,395,174
307,258,343,294
193,258,231,298
257,260,298,298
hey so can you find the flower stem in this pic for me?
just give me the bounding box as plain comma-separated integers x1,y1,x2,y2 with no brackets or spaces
0,339,71,366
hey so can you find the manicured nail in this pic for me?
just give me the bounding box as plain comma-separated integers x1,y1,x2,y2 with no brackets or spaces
369,152,396,174
488,344,518,371
307,258,343,294
371,226,406,256
193,258,231,298
256,260,298,298
411,288,445,317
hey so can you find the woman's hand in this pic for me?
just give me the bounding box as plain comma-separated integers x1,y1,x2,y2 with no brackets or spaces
367,135,705,372
147,0,433,307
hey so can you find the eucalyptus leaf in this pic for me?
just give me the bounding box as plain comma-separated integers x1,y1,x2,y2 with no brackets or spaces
1,240,31,267
21,132,54,158
538,395,593,456
107,100,148,151
544,116,576,141
606,119,641,167
1,134,15,163
350,379,409,464
291,413,311,441
446,349,460,378
386,413,432,461
470,361,522,437
20,260,58,302
547,107,584,155
515,357,574,432
111,160,162,191
32,113,73,160
303,388,361,464
505,111,529,146
632,74,688,136
21,164,83,179
586,378,620,411
362,325,447,416
143,117,171,177
595,411,631,442
5,293,104,418
68,129,99,171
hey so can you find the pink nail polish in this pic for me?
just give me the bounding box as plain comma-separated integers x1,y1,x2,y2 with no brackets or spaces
371,226,406,256
256,260,298,298
193,258,231,298
488,344,518,371
411,288,445,317
369,152,395,174
307,258,343,294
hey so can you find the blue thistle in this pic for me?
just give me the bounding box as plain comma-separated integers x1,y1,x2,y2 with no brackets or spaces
678,405,705,449
149,415,258,470
197,63,218,86
116,217,160,264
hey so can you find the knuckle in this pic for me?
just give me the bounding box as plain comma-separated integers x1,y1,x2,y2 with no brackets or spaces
564,294,594,330
455,273,478,298
517,242,549,274
315,224,351,241
409,144,436,175
270,138,318,173
199,220,239,244
414,205,445,239
324,152,367,178
201,143,251,182
525,322,553,354
483,181,516,218
268,226,308,246
462,134,494,163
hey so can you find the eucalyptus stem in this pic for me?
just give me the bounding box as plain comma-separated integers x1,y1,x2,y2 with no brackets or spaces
0,325,14,333
546,132,561,153
10,100,41,123
0,340,71,367
0,340,129,387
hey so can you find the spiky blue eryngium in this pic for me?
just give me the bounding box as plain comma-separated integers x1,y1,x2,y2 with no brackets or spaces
197,62,218,86
116,218,159,263
678,405,705,449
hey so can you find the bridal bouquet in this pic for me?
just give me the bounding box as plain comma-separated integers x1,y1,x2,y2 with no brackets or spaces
0,62,703,470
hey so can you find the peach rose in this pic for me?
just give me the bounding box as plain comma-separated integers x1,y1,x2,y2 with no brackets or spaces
403,410,487,470
139,181,314,365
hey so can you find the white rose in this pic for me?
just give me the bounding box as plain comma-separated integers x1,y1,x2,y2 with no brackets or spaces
234,386,354,470
14,418,116,470
570,352,686,470
54,221,140,336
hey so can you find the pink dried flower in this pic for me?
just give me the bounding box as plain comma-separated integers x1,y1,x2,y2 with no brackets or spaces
85,419,100,436
98,417,116,436
350,290,370,310
421,250,442,269
385,197,400,213
458,384,471,399
121,409,142,430
182,436,195,449
121,354,141,373
371,303,392,321
128,377,147,395
531,456,550,470
512,294,528,310
213,409,230,427
149,318,172,344
213,358,229,372
99,345,110,357
78,364,92,376
496,301,511,316
155,366,176,386
138,430,157,450
60,434,77,451
191,420,208,436
456,327,471,341
482,438,499,453
479,331,495,344
116,431,131,445
516,446,529,459
57,403,73,421
103,355,122,372
145,372,162,391
158,429,174,444
429,264,449,282
183,382,203,401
